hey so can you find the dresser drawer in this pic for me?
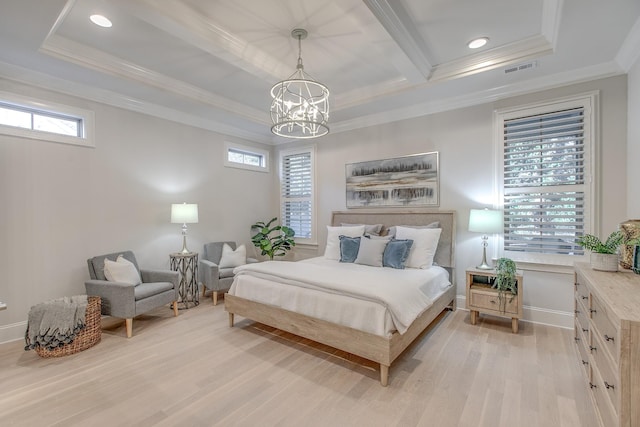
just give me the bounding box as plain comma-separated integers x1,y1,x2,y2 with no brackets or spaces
575,297,590,335
590,293,620,362
591,332,620,412
469,289,518,315
575,272,590,303
574,321,591,378
590,364,619,427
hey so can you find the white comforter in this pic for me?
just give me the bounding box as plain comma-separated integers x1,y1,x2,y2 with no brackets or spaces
231,257,450,335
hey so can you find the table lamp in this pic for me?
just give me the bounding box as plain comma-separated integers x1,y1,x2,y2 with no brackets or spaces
171,203,198,254
468,208,503,269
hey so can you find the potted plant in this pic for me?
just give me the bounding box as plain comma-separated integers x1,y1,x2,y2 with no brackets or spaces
493,257,518,313
250,217,296,260
576,231,639,271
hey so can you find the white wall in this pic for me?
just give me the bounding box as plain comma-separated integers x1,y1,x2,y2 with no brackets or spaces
0,79,276,343
628,57,640,218
283,75,628,329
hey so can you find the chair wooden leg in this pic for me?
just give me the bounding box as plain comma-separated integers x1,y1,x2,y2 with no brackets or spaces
202,285,206,297
213,291,218,306
125,318,133,338
173,301,179,317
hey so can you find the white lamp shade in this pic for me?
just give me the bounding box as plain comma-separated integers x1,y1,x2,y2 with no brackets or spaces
171,203,198,224
468,208,502,234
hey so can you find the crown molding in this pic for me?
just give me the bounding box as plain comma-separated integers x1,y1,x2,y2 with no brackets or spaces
40,34,269,125
331,61,623,135
615,16,640,72
362,0,433,78
0,61,274,144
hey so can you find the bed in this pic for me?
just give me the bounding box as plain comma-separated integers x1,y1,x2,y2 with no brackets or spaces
224,210,456,386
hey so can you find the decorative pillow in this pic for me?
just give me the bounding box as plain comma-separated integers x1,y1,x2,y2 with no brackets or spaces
383,239,414,269
324,225,366,260
104,255,142,285
341,223,383,236
395,226,442,269
339,235,361,263
354,237,388,267
219,243,247,268
386,222,440,238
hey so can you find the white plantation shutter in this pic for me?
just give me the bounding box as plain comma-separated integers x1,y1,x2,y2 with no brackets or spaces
281,148,314,240
501,98,593,257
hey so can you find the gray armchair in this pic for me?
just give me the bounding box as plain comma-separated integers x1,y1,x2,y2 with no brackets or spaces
199,242,257,305
85,251,179,338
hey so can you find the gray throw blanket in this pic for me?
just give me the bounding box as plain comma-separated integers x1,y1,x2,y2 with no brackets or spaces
25,295,88,351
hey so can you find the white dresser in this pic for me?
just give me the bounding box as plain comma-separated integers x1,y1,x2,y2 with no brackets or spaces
574,262,640,427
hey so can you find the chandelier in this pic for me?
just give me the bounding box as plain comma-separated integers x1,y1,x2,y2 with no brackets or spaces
270,29,329,139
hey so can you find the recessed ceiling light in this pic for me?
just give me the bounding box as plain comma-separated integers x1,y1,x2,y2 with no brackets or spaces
468,37,489,49
90,14,112,28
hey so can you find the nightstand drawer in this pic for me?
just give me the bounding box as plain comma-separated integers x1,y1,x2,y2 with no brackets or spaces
575,298,590,334
590,293,620,363
590,364,618,427
469,289,518,315
575,273,590,304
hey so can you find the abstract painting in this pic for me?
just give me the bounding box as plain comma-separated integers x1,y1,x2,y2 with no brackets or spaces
346,152,439,208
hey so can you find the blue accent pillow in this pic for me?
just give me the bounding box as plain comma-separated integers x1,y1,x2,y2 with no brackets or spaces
339,235,361,263
383,239,414,269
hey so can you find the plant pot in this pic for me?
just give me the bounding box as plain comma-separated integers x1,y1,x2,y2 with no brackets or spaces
590,253,619,272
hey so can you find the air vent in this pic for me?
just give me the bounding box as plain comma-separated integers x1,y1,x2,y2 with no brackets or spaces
504,61,538,74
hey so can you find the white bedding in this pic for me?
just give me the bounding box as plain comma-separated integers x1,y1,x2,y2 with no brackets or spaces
229,257,451,336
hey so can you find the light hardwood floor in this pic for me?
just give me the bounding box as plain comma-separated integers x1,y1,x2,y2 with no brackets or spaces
0,298,597,427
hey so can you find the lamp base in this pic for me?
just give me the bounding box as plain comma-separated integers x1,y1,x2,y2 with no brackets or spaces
476,244,494,270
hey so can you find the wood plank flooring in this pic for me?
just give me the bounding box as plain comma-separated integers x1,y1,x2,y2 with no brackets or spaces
0,297,597,427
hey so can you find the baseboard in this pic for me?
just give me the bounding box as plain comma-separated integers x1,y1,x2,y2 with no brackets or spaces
455,295,573,329
0,320,27,345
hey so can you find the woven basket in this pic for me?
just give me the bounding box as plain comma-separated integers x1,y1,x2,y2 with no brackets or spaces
35,296,102,358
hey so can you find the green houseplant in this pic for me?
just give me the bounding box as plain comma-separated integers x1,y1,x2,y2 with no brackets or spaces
576,231,640,271
493,257,518,313
250,217,296,260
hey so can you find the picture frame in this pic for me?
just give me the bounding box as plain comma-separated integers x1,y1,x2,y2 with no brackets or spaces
345,152,439,208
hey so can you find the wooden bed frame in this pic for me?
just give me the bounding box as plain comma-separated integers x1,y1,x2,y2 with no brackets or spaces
225,210,456,386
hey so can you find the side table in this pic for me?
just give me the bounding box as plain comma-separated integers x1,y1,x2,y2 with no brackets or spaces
465,268,523,333
170,252,199,308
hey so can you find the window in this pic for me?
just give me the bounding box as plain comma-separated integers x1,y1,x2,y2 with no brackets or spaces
496,94,596,262
224,142,269,172
0,91,94,147
280,146,315,243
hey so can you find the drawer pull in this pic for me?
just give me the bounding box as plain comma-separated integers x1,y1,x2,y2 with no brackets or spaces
589,382,597,389
581,295,588,300
589,309,597,314
574,337,580,342
604,334,615,343
582,328,588,333
604,381,615,390
589,346,597,352
575,309,580,314
582,360,589,366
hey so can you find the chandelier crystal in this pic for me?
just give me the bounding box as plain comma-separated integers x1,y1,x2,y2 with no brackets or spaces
270,29,329,139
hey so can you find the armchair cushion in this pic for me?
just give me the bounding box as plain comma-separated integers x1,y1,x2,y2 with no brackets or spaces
219,267,235,279
135,282,175,301
104,255,142,285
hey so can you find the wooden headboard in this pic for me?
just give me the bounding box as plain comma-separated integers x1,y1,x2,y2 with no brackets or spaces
331,210,456,271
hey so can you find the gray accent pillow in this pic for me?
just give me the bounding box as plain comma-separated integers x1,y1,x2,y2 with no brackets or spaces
339,235,361,263
383,239,414,269
354,237,388,267
341,223,383,236
386,222,440,238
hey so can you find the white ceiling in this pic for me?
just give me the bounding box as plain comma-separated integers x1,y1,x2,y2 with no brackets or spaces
1,0,639,144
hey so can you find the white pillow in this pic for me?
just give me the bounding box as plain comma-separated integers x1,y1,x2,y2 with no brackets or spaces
324,225,366,260
104,255,142,285
395,226,442,269
219,243,247,268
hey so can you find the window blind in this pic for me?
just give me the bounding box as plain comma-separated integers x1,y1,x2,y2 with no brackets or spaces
503,107,585,255
281,151,313,239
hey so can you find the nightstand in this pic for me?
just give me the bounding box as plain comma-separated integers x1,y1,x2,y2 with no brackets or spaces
466,268,523,333
170,252,199,309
